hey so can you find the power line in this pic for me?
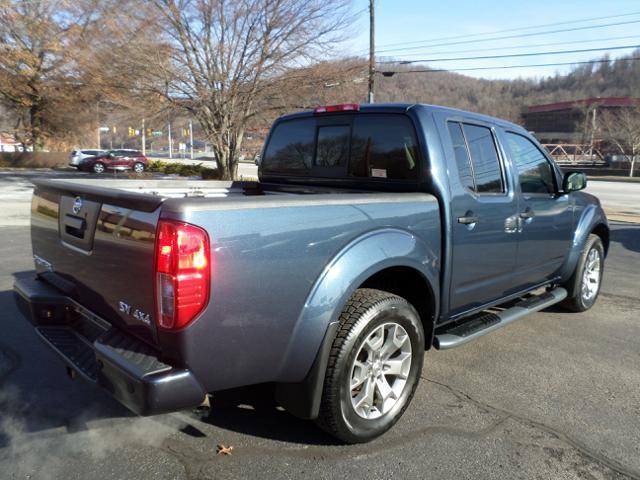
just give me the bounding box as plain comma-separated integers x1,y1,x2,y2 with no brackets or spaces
378,43,640,65
379,56,640,75
370,10,640,51
375,19,640,55
378,34,640,59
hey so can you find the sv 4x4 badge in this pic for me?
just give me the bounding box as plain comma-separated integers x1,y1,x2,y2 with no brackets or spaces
119,301,151,326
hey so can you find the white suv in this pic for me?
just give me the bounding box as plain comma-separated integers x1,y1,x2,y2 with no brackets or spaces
69,149,105,168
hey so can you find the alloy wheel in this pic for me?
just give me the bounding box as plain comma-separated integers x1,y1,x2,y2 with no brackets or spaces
349,322,412,420
581,248,601,301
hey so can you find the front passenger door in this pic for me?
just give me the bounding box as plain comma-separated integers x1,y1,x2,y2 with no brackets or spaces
503,132,574,287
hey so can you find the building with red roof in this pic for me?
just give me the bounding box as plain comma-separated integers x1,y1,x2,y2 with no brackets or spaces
522,97,640,144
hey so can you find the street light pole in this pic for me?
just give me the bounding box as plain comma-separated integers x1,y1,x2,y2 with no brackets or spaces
189,120,194,160
141,118,146,156
96,102,101,149
368,0,375,104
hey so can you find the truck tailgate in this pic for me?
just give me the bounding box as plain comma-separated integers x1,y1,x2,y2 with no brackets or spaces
30,179,164,346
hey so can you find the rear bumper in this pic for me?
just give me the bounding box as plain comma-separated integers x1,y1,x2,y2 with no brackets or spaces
13,274,206,415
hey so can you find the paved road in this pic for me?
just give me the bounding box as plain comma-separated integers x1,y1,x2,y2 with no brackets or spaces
0,171,639,479
0,167,258,226
586,181,640,217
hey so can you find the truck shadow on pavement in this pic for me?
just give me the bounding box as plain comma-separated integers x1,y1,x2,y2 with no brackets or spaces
610,225,640,253
0,285,336,448
189,384,340,445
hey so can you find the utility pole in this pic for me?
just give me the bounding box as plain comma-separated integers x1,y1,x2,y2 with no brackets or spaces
589,107,597,160
141,118,146,156
189,121,194,160
168,122,173,159
96,103,101,149
368,0,375,104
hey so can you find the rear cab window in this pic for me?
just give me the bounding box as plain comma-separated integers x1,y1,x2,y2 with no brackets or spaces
261,113,420,182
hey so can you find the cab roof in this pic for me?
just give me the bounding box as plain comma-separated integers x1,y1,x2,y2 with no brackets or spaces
276,103,526,133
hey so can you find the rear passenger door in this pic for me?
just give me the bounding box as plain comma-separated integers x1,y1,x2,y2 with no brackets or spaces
444,120,520,316
502,131,574,286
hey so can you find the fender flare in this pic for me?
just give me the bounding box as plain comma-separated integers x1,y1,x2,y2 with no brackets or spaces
275,227,439,419
558,203,609,285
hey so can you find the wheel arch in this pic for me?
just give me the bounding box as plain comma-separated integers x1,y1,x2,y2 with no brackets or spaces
591,222,610,256
275,228,440,420
358,266,437,351
558,203,609,282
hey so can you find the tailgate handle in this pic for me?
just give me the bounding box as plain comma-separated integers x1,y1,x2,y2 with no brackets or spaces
64,214,86,238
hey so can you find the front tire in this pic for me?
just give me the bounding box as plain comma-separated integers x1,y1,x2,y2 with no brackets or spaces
315,288,424,443
562,234,604,312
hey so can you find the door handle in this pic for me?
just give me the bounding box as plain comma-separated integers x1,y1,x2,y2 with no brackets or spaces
457,215,479,225
520,209,535,220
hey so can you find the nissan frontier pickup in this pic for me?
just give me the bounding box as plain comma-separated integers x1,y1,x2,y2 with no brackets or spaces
14,103,608,443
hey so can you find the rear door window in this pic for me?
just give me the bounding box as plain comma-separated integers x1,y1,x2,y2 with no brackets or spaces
349,115,419,179
447,121,505,194
463,124,504,194
447,122,475,190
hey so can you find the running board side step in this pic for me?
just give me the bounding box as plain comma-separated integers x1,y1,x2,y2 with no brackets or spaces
434,287,567,350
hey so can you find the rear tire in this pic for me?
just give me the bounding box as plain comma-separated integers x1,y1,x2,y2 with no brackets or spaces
133,162,145,173
315,288,424,443
92,162,105,174
561,234,604,312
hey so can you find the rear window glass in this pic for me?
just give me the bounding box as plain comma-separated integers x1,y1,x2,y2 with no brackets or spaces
316,125,349,167
262,118,315,171
349,115,418,180
262,114,419,180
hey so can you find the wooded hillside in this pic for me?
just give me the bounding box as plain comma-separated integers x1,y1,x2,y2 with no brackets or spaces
375,49,640,123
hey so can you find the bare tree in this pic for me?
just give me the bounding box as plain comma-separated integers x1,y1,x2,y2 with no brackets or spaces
137,0,354,179
599,106,640,177
0,0,100,149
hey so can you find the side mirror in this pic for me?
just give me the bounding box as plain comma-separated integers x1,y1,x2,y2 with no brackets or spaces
108,152,115,158
563,171,587,193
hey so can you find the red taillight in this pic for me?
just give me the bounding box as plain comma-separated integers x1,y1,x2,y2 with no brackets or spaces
313,103,360,114
155,220,210,330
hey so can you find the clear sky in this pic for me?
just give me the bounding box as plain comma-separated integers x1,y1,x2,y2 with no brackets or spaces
344,0,640,80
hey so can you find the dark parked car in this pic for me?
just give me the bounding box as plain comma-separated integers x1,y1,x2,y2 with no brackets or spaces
14,103,608,443
79,149,148,174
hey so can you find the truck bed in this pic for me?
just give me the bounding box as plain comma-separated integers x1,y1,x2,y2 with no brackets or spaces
29,177,441,392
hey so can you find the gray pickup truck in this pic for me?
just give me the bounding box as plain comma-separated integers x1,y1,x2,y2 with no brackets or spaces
14,103,608,443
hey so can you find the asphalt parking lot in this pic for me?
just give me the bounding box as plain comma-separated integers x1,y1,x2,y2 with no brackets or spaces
0,171,639,479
